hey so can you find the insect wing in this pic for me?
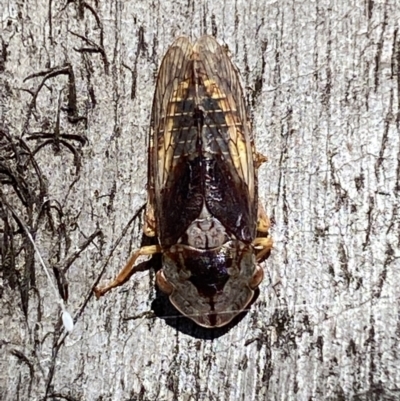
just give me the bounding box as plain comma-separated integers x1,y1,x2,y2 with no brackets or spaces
193,36,257,242
150,36,257,246
150,37,203,246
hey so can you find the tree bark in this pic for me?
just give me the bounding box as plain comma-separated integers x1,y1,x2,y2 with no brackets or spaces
1,0,399,400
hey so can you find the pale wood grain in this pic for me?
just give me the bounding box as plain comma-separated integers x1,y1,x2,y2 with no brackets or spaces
1,0,399,400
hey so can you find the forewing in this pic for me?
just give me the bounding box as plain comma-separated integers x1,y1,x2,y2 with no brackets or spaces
150,37,202,246
194,36,257,242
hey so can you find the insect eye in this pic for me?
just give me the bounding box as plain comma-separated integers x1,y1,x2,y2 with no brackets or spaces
155,270,173,295
249,265,264,289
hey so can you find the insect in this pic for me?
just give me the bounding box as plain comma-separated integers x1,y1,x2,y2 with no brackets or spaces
94,36,273,328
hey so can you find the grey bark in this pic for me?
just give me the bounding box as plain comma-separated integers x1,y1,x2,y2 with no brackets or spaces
1,0,399,400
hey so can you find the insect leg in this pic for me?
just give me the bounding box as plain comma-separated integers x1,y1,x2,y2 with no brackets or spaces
93,244,161,298
253,236,273,262
143,202,157,237
250,203,272,287
256,202,270,233
254,202,273,262
255,152,268,169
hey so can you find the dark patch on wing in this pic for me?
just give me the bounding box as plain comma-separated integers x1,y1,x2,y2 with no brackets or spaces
204,158,255,243
160,157,203,246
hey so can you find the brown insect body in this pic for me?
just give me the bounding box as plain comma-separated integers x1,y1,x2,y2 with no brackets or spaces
95,36,272,328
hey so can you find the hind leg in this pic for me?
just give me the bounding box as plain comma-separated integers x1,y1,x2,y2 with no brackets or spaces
94,244,161,298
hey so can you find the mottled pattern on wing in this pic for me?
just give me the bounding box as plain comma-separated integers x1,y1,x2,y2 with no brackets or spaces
194,36,255,198
150,37,193,192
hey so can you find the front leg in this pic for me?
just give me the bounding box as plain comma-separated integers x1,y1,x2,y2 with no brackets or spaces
94,197,160,298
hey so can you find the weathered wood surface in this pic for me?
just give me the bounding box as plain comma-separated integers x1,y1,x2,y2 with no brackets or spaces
1,1,400,400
